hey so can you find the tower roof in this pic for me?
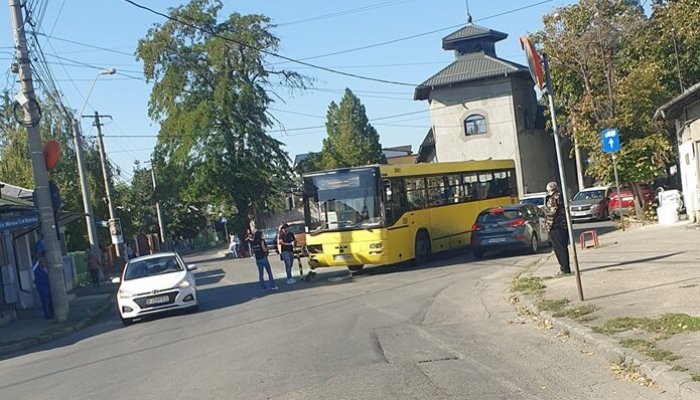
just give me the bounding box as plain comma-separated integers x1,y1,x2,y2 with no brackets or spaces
442,24,508,51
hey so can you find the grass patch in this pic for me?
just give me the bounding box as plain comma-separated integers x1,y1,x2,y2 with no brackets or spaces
619,339,680,362
556,304,598,321
538,298,569,314
593,313,700,338
512,275,545,294
671,365,689,372
679,284,698,289
692,375,700,382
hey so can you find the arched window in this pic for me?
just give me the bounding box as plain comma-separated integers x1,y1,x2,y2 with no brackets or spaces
464,114,487,136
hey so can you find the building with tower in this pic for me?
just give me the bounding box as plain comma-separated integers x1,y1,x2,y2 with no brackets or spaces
414,22,574,197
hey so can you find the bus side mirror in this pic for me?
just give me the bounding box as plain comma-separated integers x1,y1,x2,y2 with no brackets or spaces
285,195,294,211
384,181,393,201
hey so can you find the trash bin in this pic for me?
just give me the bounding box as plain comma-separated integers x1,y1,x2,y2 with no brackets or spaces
657,205,679,225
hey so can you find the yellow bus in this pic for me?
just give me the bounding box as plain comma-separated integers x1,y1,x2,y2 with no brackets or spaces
302,159,518,271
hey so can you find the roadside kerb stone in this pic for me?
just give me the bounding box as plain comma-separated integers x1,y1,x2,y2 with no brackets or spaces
0,294,114,358
516,292,700,399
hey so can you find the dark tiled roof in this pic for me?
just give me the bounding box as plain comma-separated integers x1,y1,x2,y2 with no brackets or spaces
442,24,507,50
414,53,529,100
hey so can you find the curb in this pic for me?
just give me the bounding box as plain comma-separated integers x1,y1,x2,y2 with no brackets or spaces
0,295,115,358
517,293,700,400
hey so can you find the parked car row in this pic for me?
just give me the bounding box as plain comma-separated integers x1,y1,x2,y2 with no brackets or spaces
519,184,675,223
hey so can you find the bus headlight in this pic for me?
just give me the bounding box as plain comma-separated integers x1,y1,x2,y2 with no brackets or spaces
369,242,383,249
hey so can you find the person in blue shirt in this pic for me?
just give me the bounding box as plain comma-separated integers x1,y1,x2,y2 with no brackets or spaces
32,256,53,319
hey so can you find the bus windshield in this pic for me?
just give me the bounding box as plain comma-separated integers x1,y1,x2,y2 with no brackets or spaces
303,168,381,231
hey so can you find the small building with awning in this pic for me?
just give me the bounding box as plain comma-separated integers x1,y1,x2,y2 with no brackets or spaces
0,184,81,324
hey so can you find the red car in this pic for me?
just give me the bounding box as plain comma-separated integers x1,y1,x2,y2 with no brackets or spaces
608,185,654,218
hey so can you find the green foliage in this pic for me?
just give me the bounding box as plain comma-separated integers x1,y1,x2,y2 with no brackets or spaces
0,91,113,251
136,0,305,230
305,89,386,172
533,0,676,197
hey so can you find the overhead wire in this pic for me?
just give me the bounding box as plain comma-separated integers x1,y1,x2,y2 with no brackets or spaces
276,0,414,27
121,0,417,87
274,0,556,64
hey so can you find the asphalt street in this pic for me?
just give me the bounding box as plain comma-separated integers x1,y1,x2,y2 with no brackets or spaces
0,221,672,399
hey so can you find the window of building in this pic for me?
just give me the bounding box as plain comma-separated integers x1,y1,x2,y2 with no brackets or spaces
464,114,487,136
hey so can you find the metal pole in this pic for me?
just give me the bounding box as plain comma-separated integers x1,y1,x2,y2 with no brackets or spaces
543,54,584,301
8,0,69,321
612,153,625,231
150,162,166,244
90,111,124,260
71,119,100,252
574,136,585,191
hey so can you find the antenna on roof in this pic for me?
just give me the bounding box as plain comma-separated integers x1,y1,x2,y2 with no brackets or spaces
465,0,473,24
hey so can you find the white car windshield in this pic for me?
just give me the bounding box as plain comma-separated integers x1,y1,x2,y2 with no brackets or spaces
573,190,605,201
124,256,183,281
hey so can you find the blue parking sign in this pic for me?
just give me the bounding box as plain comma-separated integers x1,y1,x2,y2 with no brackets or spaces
601,128,620,153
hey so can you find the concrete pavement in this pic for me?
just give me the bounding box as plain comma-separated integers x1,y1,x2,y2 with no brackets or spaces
518,221,700,399
0,283,115,357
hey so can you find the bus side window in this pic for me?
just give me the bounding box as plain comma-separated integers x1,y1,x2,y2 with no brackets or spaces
446,174,463,203
462,172,479,202
385,178,407,226
405,177,426,210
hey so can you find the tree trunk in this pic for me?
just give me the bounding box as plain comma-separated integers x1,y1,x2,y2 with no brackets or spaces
630,183,646,221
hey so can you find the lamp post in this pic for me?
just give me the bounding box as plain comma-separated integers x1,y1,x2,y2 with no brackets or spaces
74,68,116,255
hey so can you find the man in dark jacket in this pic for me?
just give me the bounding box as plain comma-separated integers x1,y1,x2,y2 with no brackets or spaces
544,181,571,275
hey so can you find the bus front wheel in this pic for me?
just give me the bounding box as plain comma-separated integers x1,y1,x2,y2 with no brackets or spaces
414,231,431,265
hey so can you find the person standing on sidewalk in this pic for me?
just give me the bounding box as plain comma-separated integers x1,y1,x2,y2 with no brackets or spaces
251,230,278,291
544,181,571,275
87,247,102,287
32,256,53,319
278,223,296,284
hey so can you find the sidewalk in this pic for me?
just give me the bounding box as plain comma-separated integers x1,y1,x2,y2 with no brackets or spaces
515,222,700,399
0,282,116,357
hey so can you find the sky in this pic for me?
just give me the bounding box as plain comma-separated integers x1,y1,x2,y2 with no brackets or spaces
0,0,595,184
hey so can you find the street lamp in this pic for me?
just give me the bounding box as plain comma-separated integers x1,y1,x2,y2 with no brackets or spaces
80,68,116,117
74,67,116,255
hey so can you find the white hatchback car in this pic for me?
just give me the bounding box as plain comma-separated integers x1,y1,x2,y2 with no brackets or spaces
112,252,198,326
519,192,548,211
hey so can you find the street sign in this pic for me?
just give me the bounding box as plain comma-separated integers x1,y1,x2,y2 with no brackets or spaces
108,218,124,244
601,128,620,153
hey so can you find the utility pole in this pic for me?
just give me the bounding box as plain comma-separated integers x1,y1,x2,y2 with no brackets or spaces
71,119,99,253
150,161,166,245
83,111,124,262
8,0,69,321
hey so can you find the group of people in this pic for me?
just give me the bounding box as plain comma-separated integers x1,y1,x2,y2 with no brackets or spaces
229,223,298,291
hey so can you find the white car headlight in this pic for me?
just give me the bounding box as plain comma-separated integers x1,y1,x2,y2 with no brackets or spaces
118,288,135,299
177,279,191,288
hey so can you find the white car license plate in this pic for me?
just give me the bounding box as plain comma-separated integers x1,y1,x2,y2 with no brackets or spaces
487,237,507,244
146,295,169,306
571,211,588,216
334,254,352,261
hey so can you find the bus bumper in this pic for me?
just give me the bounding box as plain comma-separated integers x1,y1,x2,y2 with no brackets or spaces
307,252,385,269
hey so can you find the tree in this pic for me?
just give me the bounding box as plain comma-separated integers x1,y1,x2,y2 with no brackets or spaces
534,0,673,219
306,89,386,172
136,0,305,232
0,91,113,250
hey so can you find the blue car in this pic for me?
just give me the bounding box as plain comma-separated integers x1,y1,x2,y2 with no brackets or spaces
470,204,549,259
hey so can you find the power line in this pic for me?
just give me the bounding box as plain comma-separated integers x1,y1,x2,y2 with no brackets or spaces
276,0,555,64
276,0,414,27
121,0,417,87
35,32,135,57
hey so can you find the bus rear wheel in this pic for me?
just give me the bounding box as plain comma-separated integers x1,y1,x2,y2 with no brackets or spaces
414,231,431,265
